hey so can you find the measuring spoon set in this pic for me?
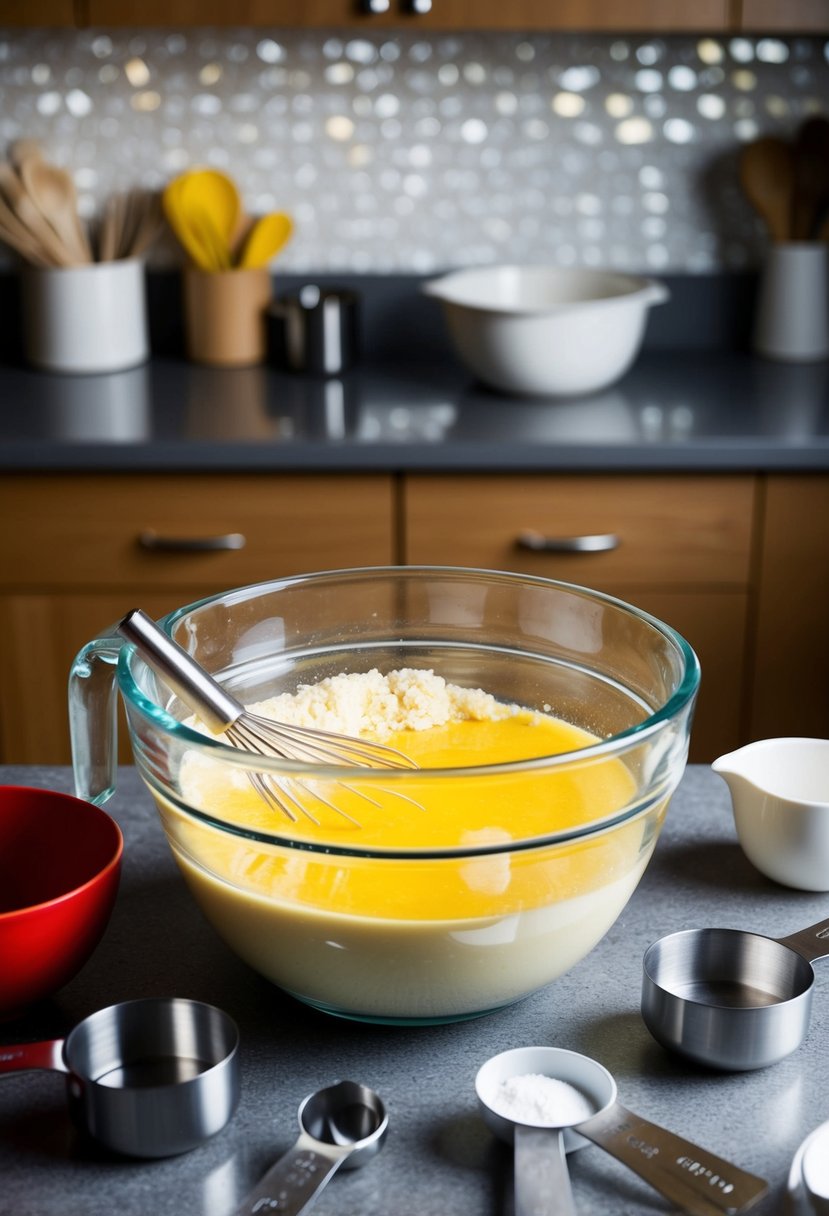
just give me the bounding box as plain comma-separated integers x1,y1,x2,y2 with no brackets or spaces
4,914,828,1210
475,910,829,1215
476,1046,769,1216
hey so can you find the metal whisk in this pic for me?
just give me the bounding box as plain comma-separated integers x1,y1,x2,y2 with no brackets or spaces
117,609,418,826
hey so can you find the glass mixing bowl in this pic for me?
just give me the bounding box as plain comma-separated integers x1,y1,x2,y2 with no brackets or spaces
70,567,699,1025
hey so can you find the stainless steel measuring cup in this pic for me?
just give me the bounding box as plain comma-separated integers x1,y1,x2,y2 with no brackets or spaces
642,914,829,1070
232,1079,387,1216
0,997,239,1157
476,1047,768,1216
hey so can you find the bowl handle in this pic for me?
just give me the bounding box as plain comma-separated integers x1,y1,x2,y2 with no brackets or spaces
69,631,124,806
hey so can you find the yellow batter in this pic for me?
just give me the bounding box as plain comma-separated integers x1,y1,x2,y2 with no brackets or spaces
151,675,658,1018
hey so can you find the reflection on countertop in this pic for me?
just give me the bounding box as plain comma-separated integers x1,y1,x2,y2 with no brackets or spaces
2,351,828,470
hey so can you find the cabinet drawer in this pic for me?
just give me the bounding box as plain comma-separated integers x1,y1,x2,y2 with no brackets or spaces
404,474,755,588
0,473,394,591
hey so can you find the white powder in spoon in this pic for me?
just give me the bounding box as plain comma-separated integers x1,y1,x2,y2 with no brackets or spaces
490,1073,596,1128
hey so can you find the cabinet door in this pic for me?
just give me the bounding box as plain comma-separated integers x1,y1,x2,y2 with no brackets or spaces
403,474,753,588
750,474,829,741
0,0,75,22
403,473,756,762
0,473,392,592
740,1,829,31
80,0,728,27
0,472,393,764
626,589,748,764
0,592,177,767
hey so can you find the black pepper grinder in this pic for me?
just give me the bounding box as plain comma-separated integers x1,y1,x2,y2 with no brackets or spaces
268,286,360,376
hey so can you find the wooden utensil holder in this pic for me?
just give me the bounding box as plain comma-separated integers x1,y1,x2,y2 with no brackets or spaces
183,266,271,366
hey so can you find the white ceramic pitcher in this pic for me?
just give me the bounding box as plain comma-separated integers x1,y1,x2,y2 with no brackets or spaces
713,737,829,891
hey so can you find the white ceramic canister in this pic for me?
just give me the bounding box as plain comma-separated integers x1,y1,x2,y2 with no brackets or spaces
21,259,150,374
752,242,829,362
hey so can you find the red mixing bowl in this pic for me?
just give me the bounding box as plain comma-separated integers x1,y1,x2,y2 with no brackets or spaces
0,786,123,1017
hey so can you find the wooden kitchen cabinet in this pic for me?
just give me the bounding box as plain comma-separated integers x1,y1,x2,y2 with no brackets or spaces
0,472,394,764
6,0,820,31
76,0,730,30
1,468,825,768
403,473,757,763
0,0,75,22
739,1,829,32
750,474,829,742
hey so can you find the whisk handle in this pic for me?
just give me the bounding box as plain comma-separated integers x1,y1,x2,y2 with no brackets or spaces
117,608,244,733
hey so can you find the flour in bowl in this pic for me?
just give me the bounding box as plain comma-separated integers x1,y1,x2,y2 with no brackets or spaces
246,668,523,739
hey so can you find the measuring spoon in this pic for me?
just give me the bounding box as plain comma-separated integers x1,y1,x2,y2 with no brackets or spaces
0,997,239,1157
476,1061,577,1216
642,914,829,1070
476,1047,768,1216
232,1080,387,1216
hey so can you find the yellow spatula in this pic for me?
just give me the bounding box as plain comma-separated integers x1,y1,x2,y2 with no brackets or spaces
238,211,294,268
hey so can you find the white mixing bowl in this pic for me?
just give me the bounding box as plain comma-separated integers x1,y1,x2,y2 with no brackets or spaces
423,265,669,397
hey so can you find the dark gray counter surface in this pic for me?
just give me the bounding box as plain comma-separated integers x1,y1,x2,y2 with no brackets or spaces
1,764,827,1215
2,351,829,472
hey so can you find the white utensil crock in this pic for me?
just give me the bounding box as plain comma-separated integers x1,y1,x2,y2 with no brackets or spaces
21,259,149,374
752,243,829,362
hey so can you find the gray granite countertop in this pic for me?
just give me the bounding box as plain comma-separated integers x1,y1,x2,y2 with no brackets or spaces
1,764,827,1215
2,351,829,472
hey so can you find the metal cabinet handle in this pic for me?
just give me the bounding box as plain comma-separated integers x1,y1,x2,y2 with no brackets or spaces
138,530,246,553
516,530,620,554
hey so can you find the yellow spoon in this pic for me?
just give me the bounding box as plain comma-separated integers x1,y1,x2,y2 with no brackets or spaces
162,169,242,270
162,175,215,270
179,169,241,258
238,211,294,268
190,205,233,271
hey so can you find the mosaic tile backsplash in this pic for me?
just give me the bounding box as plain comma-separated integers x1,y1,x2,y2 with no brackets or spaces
0,28,827,274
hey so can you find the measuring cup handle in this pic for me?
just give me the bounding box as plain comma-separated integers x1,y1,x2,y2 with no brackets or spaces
0,1039,65,1075
514,1126,576,1216
777,916,829,963
231,1133,347,1216
575,1101,768,1215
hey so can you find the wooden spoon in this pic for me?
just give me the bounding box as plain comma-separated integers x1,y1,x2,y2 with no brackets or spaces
0,158,54,264
238,212,294,268
0,192,55,265
18,157,92,264
0,162,74,266
739,137,794,243
8,138,44,171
